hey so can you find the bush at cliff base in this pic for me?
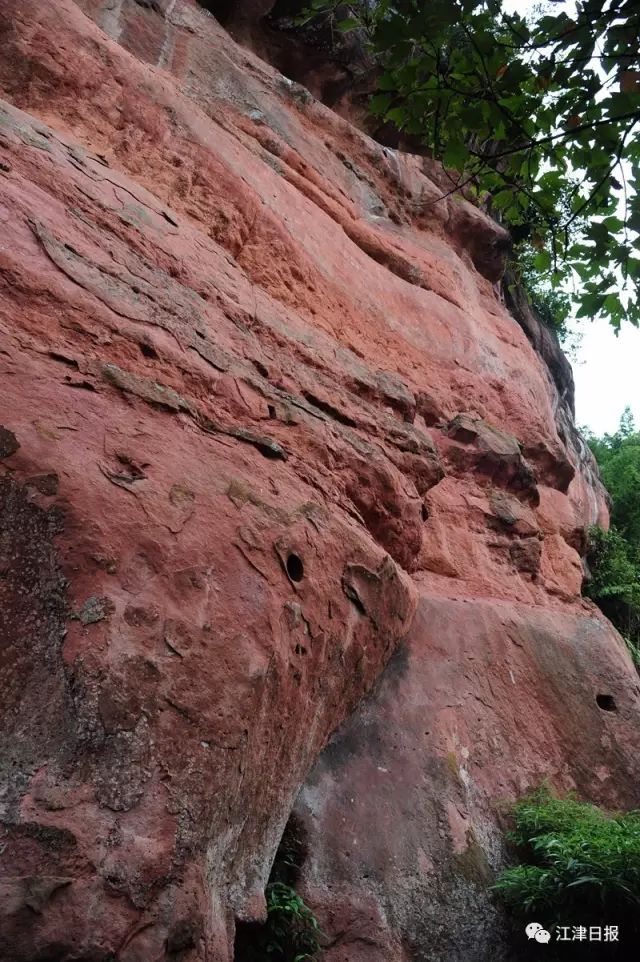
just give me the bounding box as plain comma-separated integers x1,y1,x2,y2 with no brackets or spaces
493,787,640,956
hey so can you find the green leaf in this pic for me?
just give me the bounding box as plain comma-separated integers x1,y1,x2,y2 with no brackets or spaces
533,250,552,272
384,106,406,127
377,72,398,91
370,93,393,116
443,139,468,171
492,190,514,210
337,17,359,33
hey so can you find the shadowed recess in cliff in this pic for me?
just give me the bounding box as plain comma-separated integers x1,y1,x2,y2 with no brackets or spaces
233,814,320,962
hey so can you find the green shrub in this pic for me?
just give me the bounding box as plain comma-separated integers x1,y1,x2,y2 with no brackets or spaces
586,527,639,605
513,243,571,344
587,411,640,546
584,412,640,661
584,525,640,665
263,882,322,962
493,787,640,953
234,815,322,962
585,526,640,656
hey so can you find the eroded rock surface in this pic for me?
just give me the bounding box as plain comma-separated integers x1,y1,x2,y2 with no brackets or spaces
0,2,638,960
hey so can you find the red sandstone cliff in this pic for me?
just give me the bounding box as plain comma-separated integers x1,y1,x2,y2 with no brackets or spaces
0,2,638,960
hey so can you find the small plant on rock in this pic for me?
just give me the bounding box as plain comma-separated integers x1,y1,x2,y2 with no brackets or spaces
234,815,323,962
264,881,322,961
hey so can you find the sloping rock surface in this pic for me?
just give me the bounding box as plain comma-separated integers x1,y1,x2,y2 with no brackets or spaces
0,2,638,961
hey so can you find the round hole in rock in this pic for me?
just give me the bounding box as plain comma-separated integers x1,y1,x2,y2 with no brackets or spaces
596,693,617,712
286,553,304,582
139,342,158,359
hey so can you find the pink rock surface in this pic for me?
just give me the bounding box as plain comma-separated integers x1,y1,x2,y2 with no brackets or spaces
295,600,640,961
0,2,637,960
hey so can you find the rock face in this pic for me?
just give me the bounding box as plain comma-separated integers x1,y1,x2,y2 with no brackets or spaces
0,2,638,960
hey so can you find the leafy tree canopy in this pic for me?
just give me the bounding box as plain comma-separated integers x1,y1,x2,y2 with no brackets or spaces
301,0,640,330
584,408,640,657
587,406,640,541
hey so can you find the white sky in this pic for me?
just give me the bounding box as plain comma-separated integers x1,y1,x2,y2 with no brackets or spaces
569,319,640,435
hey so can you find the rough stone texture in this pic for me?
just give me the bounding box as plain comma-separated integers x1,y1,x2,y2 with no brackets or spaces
0,1,638,960
295,601,640,962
